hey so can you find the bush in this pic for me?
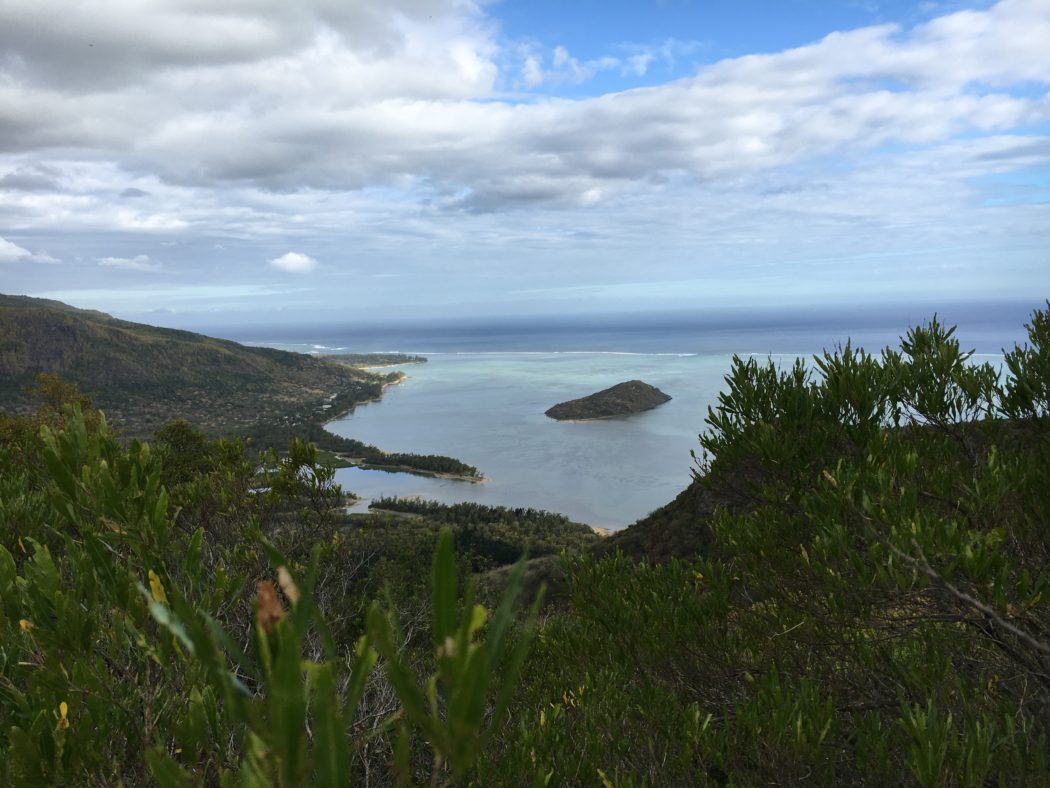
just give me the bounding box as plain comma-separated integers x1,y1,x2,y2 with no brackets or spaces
483,305,1050,785
0,404,539,785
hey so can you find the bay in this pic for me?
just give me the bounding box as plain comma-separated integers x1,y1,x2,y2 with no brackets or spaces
246,306,1030,529
325,352,726,528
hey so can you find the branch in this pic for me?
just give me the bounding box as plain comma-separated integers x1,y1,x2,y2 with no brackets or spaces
887,539,1050,657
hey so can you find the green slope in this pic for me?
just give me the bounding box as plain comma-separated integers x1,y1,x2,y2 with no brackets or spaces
0,293,378,436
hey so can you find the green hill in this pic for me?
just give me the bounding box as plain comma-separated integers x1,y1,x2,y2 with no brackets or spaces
0,293,379,436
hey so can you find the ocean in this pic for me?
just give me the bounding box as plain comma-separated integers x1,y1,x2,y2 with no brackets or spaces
234,301,1036,529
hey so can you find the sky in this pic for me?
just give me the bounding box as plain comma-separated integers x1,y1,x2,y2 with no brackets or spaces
0,0,1048,328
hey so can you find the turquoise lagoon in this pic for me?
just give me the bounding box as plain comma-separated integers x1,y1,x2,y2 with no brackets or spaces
325,352,728,529
249,307,1026,529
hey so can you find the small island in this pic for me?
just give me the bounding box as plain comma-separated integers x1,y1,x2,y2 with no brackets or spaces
545,380,672,421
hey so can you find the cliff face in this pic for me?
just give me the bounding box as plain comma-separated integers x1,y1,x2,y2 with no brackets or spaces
545,380,671,421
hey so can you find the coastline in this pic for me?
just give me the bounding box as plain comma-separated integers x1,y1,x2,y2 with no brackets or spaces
322,371,407,424
319,450,486,483
354,362,424,370
311,349,703,529
318,366,486,482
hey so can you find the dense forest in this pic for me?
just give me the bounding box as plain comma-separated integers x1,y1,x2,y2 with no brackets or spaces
368,498,597,570
1,305,1049,785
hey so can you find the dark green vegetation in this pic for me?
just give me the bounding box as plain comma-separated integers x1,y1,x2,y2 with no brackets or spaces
0,294,366,437
0,293,477,479
251,420,481,481
545,379,671,420
0,391,574,785
2,304,1049,785
368,498,597,569
324,353,427,368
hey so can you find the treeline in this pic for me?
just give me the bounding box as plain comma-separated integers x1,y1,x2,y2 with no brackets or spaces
371,497,586,532
364,451,481,478
324,353,427,367
369,497,597,568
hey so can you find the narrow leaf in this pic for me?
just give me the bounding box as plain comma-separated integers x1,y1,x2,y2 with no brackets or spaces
432,528,457,647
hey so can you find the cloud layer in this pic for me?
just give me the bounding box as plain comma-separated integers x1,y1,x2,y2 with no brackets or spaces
0,0,1047,320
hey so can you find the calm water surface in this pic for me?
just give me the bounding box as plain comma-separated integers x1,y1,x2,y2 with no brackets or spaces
326,353,728,528
249,311,1024,529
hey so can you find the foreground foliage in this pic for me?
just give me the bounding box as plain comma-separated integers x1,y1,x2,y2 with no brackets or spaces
482,307,1050,785
1,304,1049,785
0,395,540,785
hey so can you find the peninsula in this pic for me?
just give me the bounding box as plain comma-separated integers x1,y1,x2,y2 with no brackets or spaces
545,379,671,421
0,293,480,479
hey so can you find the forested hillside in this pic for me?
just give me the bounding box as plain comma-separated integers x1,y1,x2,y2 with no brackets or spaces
1,305,1048,785
0,294,380,436
0,294,478,478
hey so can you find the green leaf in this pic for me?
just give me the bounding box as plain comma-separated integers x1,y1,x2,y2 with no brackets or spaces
309,663,349,788
366,604,431,734
269,620,308,786
205,614,260,682
183,527,204,584
432,528,457,647
146,748,194,788
0,544,15,594
467,604,488,639
450,647,490,745
145,595,196,655
486,555,527,662
491,584,546,729
239,731,274,788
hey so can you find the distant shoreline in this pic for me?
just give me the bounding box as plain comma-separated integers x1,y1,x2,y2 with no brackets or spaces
322,453,486,484
352,360,427,370
318,366,486,482
320,371,407,425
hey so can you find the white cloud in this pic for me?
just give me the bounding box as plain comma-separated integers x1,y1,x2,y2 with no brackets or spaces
97,254,161,272
0,0,486,89
0,164,61,191
0,236,31,262
623,53,655,76
0,235,61,263
0,0,1047,313
517,44,620,88
0,0,1045,209
269,251,318,273
619,38,705,77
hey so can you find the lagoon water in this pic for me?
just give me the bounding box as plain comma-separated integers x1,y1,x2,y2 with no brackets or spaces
245,304,1030,529
328,352,724,528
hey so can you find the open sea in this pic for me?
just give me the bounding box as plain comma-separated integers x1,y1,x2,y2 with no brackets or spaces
233,302,1036,529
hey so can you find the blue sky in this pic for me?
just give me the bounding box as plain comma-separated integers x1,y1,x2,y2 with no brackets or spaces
0,0,1046,327
496,0,997,96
